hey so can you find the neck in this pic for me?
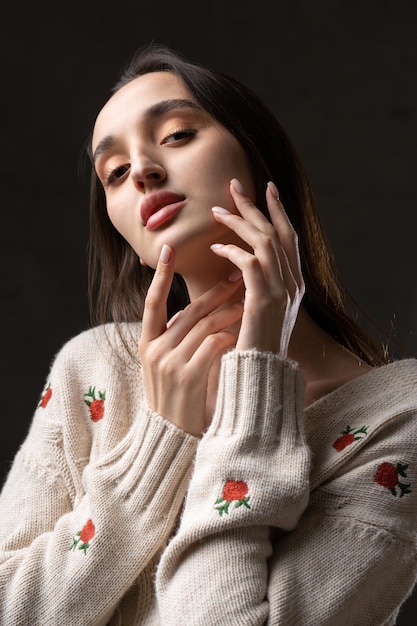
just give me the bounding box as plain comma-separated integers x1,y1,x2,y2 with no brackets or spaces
288,307,372,405
182,257,243,303
180,263,371,404
288,308,335,378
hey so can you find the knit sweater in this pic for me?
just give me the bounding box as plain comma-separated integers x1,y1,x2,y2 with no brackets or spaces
1,323,417,625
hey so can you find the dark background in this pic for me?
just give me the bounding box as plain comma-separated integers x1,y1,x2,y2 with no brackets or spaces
1,1,416,622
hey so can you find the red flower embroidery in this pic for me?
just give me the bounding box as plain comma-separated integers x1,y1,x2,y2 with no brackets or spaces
333,425,368,451
39,384,52,409
80,519,96,543
215,480,251,516
374,462,412,498
84,387,106,422
70,518,96,555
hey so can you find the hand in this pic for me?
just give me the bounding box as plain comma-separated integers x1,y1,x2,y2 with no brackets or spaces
139,245,244,436
211,179,304,356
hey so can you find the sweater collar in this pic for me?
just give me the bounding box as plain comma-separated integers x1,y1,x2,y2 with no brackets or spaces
304,359,417,490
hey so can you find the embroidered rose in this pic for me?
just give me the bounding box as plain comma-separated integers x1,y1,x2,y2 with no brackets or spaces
70,518,96,555
374,462,412,498
333,425,368,452
39,384,52,409
84,386,106,422
215,480,251,516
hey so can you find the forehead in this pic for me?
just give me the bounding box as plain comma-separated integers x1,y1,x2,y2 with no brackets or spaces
92,72,195,147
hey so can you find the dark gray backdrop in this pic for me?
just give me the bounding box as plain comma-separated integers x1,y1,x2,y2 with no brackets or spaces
1,1,416,622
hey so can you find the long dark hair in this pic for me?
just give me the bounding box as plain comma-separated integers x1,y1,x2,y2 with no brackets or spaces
87,43,388,366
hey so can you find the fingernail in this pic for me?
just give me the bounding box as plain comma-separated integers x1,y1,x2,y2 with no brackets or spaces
212,206,231,215
230,178,246,194
228,269,242,282
166,309,182,328
160,244,171,264
210,243,224,250
267,181,279,199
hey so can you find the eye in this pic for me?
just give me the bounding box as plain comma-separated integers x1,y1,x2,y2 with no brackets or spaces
105,163,130,186
161,129,196,145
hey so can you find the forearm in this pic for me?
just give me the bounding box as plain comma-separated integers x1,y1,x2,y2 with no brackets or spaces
0,404,197,625
157,350,310,624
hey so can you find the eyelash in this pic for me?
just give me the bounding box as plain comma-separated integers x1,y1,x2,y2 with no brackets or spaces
104,164,130,187
103,128,197,186
161,128,196,144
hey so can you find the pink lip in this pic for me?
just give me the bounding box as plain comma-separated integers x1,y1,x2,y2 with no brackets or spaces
140,191,186,230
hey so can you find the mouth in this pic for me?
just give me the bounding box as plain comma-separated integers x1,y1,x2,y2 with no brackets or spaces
140,191,186,231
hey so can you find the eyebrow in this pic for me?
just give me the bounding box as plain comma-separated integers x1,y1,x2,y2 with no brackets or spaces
92,98,202,163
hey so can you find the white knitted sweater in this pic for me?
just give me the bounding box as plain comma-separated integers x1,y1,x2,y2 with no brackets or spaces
1,323,416,625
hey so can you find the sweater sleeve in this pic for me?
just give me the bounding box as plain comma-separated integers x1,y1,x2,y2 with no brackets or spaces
0,337,198,625
156,349,311,624
157,353,417,625
264,492,417,625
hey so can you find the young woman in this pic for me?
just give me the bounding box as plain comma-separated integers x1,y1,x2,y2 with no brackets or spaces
1,44,416,625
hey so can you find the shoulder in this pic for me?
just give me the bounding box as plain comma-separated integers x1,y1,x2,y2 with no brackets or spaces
41,322,144,410
349,358,417,421
308,358,417,418
20,324,144,487
35,322,144,432
363,357,417,394
307,358,417,486
305,360,417,545
52,322,142,371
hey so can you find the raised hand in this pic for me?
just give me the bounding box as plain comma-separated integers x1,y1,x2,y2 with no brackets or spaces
139,245,244,436
211,178,304,356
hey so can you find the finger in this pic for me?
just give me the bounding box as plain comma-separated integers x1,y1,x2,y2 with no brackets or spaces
141,244,175,342
240,180,303,299
224,179,304,299
166,309,183,329
211,243,276,301
266,182,304,294
188,330,237,374
228,177,303,298
211,209,293,298
176,301,243,361
229,178,273,231
160,275,243,349
270,240,300,302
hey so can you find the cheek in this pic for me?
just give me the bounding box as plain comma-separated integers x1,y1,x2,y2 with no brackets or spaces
106,196,132,240
200,139,255,202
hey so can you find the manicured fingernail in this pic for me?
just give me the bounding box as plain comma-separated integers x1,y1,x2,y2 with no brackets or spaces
166,310,182,328
210,243,224,250
212,206,231,215
228,268,242,282
267,181,279,199
160,244,171,264
230,178,246,194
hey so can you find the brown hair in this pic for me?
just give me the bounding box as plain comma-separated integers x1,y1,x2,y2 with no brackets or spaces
87,43,388,366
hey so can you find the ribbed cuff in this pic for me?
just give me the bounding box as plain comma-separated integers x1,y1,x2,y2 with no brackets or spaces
208,350,305,446
88,403,198,512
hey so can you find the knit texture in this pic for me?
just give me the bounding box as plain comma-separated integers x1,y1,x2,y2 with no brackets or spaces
0,323,417,625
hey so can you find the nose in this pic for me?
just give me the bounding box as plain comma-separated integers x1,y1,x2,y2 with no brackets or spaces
130,152,166,190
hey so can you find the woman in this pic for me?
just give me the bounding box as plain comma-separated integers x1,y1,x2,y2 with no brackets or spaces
0,44,416,625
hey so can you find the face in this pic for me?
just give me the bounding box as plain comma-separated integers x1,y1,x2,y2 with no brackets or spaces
92,71,255,276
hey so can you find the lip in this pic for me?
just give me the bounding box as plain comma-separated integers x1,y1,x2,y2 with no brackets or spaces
140,191,186,230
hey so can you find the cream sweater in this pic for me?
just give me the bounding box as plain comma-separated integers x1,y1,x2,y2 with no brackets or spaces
1,323,417,625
